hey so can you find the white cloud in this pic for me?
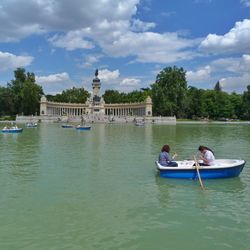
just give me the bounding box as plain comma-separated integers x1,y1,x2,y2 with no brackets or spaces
93,69,141,92
35,69,121,94
120,78,141,86
239,54,250,72
130,19,156,32
200,19,250,54
81,54,102,68
48,30,94,51
100,31,199,63
36,72,70,84
241,0,250,7
117,78,141,92
0,51,33,71
210,58,240,73
212,55,250,93
220,73,250,93
211,54,250,73
0,0,139,42
98,69,120,82
36,72,74,94
186,66,211,83
186,54,250,92
0,0,199,64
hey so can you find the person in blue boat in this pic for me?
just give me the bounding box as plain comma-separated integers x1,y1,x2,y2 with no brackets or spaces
159,144,178,166
198,145,215,166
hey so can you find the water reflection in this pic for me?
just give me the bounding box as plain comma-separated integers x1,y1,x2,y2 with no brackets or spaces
154,173,198,208
154,172,247,212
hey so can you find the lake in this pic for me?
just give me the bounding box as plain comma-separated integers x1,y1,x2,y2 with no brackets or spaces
0,123,249,250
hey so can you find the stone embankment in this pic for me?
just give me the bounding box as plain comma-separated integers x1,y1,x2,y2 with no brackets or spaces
16,115,176,124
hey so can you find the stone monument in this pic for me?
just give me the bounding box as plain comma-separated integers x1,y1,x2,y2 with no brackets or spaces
85,69,105,114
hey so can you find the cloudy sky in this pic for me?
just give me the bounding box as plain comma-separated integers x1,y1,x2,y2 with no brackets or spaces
0,0,250,94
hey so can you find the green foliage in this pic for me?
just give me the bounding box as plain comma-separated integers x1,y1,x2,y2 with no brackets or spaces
103,89,150,103
6,68,44,115
47,87,90,103
149,66,248,120
215,91,234,118
186,87,206,119
22,78,43,115
126,90,151,102
0,115,16,121
185,88,241,120
151,66,187,117
229,92,243,119
242,85,250,119
0,86,15,116
103,90,121,103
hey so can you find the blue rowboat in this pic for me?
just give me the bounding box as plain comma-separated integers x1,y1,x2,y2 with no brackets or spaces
155,159,245,179
75,125,91,131
61,124,75,128
1,126,23,133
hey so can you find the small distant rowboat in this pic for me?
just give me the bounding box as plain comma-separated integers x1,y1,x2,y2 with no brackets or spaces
75,125,91,131
155,159,245,179
26,122,38,128
1,126,23,133
61,124,75,128
135,121,145,126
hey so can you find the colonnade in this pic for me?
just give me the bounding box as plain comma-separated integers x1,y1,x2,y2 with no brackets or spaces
40,96,152,117
105,107,146,116
46,106,87,116
45,105,146,116
43,104,149,117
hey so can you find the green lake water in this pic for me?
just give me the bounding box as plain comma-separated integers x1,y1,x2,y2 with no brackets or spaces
0,123,250,250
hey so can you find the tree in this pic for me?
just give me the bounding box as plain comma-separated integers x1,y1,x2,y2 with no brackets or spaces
242,85,250,119
126,90,151,103
186,87,205,119
61,87,89,103
202,90,218,119
214,81,222,91
229,92,243,119
103,89,150,104
7,68,26,114
22,76,44,115
46,87,90,103
7,68,44,115
103,90,122,103
151,66,187,117
0,86,15,116
215,91,234,118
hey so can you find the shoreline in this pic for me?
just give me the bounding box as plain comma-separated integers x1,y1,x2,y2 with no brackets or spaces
176,120,250,124
15,115,177,124
1,119,249,125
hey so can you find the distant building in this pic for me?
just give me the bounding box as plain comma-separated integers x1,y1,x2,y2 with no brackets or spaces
40,70,152,117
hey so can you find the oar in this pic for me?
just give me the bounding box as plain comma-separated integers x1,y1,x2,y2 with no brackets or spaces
194,156,205,191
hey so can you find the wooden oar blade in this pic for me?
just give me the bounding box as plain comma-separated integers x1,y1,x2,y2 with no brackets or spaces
194,156,205,191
